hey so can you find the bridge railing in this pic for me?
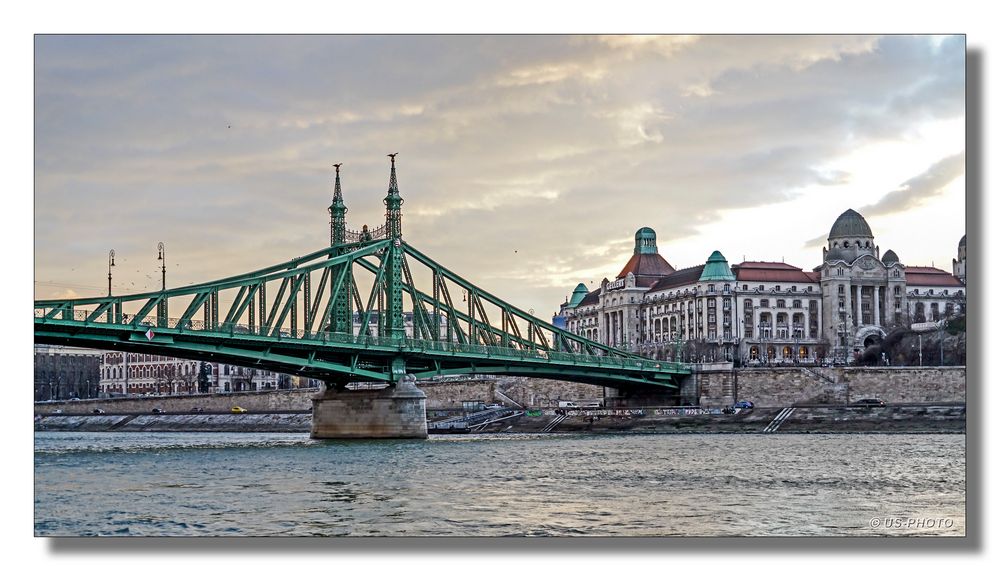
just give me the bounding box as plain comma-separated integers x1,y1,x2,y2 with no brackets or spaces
35,307,684,373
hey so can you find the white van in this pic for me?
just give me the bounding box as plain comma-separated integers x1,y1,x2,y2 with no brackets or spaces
558,401,602,409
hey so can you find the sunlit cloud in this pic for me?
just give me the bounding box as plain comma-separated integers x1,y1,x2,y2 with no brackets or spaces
862,151,966,217
34,35,965,314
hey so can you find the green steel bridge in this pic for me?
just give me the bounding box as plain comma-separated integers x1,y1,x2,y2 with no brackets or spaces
34,157,688,392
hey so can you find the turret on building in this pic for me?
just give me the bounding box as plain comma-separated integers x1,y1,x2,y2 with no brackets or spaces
953,234,966,284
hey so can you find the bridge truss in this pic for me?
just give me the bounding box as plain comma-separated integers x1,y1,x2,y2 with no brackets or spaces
34,158,687,391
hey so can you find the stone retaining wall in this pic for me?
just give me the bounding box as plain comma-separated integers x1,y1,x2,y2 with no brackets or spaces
698,366,966,407
417,377,602,409
33,389,315,415
33,367,965,415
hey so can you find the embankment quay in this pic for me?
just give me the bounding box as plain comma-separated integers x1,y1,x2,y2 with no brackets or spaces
34,365,965,434
35,403,965,434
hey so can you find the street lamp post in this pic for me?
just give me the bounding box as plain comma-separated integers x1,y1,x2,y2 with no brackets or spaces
939,325,945,366
107,249,116,297
157,242,166,290
839,319,847,365
918,333,923,367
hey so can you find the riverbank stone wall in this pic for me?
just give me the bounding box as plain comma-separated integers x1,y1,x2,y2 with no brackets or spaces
34,367,966,414
704,366,966,407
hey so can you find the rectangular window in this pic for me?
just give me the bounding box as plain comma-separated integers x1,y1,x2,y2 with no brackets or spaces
760,299,770,308
777,299,786,308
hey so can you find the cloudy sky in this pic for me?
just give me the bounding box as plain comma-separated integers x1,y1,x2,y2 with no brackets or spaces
34,35,966,315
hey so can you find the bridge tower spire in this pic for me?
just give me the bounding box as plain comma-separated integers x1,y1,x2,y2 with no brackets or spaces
329,163,347,246
328,163,353,335
383,153,406,345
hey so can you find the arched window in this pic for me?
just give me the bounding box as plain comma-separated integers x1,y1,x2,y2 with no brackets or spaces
783,346,792,359
864,241,870,248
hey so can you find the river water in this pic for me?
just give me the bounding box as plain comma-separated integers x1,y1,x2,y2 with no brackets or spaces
34,432,965,537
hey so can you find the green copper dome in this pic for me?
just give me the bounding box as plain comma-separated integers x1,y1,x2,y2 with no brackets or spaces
828,209,874,239
634,227,658,254
881,249,899,264
699,250,736,281
567,283,589,308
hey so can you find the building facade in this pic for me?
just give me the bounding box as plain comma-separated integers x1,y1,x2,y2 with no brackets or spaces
34,344,103,401
98,352,287,396
557,210,966,364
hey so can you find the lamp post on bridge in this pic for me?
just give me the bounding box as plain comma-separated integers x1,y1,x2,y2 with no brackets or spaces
156,242,168,326
107,249,115,297
157,242,166,290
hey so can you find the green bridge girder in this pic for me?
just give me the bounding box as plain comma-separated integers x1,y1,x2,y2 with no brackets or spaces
34,158,690,391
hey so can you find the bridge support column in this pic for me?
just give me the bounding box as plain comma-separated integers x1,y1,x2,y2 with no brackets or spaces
310,375,427,439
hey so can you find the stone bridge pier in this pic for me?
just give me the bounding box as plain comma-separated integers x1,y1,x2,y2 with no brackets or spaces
310,374,428,439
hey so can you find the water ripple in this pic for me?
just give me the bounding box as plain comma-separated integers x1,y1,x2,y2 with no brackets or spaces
34,432,965,537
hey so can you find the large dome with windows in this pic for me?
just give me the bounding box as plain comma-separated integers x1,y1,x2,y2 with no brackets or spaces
828,209,874,239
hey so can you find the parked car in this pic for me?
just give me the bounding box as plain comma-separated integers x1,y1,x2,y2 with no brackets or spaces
856,398,886,408
190,407,205,412
151,408,165,414
484,404,503,410
92,408,105,415
52,409,63,414
734,400,755,409
231,406,248,414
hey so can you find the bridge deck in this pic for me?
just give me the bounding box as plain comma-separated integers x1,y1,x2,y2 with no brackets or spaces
35,313,687,390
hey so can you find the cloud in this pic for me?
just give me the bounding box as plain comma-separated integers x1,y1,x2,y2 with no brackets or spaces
803,233,828,250
862,151,966,217
34,35,965,314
